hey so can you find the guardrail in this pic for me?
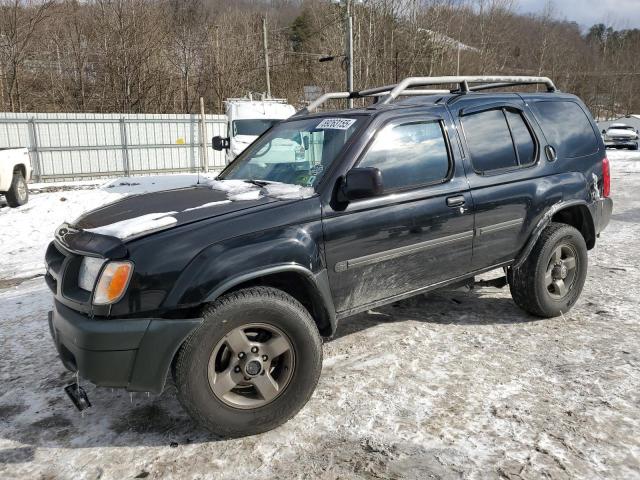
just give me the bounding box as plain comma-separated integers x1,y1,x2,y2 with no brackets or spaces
0,113,228,182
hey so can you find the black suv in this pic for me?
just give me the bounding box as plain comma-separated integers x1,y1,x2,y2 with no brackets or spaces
46,76,613,437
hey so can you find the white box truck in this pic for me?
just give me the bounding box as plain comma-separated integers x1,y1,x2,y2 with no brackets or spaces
213,97,296,164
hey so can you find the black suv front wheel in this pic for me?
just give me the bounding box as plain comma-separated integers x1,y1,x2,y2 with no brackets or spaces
508,222,588,317
174,287,322,438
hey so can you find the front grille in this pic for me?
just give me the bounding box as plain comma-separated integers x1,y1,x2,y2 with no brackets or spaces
44,241,91,304
45,242,66,294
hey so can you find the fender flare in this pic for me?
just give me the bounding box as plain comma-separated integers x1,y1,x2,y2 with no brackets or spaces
513,199,594,270
204,264,338,336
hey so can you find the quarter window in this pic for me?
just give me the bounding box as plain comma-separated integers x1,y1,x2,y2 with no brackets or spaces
530,100,598,158
358,121,450,190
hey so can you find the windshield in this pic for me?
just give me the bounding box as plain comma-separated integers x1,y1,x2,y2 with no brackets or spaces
233,119,280,137
220,116,362,187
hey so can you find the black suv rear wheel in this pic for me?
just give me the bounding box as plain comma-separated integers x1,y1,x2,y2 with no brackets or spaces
508,222,588,317
174,286,322,438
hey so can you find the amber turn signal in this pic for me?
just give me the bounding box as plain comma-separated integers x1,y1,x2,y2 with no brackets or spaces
93,261,133,305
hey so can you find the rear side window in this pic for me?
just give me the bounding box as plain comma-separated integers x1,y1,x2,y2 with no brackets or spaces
462,109,517,171
530,101,598,158
358,121,450,190
505,110,536,165
462,108,537,173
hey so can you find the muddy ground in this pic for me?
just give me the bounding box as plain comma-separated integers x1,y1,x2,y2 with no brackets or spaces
1,152,639,479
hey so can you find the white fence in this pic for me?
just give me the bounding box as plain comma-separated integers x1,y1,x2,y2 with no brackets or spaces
0,112,228,182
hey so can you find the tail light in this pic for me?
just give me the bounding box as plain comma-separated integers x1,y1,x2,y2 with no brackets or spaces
602,157,610,198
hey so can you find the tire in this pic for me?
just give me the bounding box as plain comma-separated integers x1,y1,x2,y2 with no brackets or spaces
174,286,322,438
508,222,588,318
5,171,28,207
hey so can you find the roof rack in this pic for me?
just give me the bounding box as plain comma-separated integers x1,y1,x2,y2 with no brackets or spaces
299,75,556,114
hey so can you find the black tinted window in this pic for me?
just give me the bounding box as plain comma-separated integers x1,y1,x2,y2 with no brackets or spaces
531,101,598,158
359,121,449,190
505,110,536,165
462,109,517,172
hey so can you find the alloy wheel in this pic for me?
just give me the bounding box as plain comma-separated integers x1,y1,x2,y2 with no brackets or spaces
207,323,295,409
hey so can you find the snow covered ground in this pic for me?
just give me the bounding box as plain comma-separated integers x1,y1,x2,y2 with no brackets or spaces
1,153,639,479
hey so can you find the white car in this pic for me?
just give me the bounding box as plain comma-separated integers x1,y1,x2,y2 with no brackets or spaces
0,147,32,207
602,123,639,150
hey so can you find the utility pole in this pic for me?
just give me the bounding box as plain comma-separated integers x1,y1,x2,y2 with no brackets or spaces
200,97,209,173
262,16,271,98
345,0,354,108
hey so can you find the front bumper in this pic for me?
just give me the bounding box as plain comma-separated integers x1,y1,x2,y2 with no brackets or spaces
48,300,202,393
605,139,638,148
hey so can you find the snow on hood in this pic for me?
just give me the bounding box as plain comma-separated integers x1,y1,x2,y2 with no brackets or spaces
85,212,178,240
68,177,316,241
182,200,232,212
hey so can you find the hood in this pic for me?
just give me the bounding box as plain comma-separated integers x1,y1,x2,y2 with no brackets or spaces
73,186,276,241
69,180,315,244
606,128,638,139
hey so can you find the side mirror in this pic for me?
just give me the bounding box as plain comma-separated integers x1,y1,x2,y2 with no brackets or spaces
341,167,384,200
601,129,606,134
212,136,230,151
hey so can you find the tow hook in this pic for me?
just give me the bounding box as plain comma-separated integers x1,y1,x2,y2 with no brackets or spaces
64,382,91,412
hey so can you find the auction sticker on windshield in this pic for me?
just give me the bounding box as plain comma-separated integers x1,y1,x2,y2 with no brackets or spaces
316,118,356,130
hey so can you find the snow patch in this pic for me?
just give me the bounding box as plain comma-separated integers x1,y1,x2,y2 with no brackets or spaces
85,212,178,240
262,183,315,200
207,179,315,201
101,173,218,195
182,200,232,212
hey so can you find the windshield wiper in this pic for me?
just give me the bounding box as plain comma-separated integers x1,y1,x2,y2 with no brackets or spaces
243,179,271,187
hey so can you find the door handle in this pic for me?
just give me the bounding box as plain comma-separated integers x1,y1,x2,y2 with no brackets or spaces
446,195,465,207
545,145,557,162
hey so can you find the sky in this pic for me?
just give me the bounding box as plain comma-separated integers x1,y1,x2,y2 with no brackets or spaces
516,0,640,30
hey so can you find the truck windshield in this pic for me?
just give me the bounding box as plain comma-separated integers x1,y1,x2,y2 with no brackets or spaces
220,116,362,187
233,119,280,136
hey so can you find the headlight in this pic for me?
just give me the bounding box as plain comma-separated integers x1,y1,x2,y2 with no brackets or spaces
93,261,134,305
78,257,105,292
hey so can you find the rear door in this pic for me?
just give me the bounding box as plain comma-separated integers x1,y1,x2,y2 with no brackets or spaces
452,96,545,270
322,111,474,314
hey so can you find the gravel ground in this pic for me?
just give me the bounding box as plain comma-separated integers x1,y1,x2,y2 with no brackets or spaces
1,151,639,479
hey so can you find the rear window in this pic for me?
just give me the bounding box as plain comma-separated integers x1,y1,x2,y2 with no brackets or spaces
530,101,598,158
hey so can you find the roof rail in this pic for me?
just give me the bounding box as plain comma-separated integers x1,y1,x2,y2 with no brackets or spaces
297,88,450,116
298,75,556,114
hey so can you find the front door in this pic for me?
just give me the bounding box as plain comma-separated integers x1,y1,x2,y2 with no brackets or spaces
322,115,474,314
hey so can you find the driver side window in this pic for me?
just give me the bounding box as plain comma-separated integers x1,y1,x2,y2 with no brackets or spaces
358,120,450,191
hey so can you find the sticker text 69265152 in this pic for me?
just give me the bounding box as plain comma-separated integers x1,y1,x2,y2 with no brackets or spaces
316,118,357,130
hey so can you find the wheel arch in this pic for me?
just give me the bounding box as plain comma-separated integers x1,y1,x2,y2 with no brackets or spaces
13,163,26,178
551,204,595,249
514,200,596,269
204,265,337,338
